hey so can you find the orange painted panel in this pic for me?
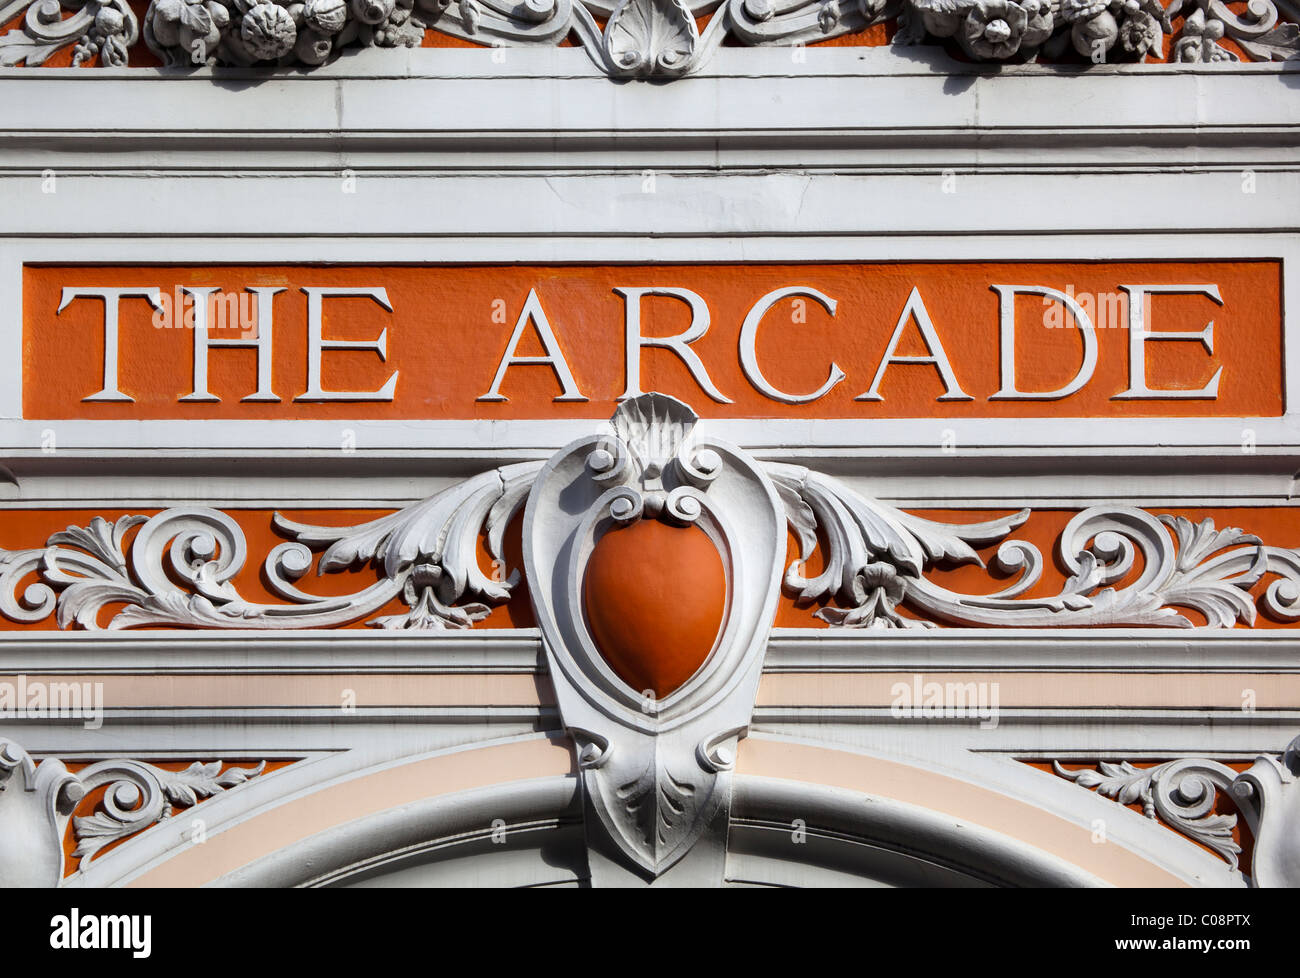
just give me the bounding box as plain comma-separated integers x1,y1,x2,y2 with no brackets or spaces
1,504,1299,630
22,261,1283,420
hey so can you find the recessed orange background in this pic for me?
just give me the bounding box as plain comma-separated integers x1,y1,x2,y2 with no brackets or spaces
0,504,1298,631
22,261,1283,420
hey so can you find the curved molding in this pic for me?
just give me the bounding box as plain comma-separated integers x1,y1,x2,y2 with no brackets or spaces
66,732,577,888
729,776,1104,887
232,772,1123,887
223,775,585,887
26,729,1277,886
59,733,1251,887
1,394,1296,885
735,735,1242,887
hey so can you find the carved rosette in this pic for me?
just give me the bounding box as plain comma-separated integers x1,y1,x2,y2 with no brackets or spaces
523,394,786,878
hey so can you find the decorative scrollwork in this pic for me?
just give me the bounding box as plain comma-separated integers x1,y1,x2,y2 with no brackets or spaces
3,441,1300,633
769,464,1300,629
0,0,1292,74
0,0,138,66
71,759,268,867
1054,758,1242,868
0,739,275,882
583,392,726,529
0,461,539,631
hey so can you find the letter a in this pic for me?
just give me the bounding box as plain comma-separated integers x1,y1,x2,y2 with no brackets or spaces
857,287,972,402
478,289,588,402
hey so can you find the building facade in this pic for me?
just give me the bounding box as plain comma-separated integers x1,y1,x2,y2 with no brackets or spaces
0,0,1298,887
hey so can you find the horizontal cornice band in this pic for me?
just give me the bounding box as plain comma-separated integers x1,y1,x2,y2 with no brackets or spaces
1,627,1298,674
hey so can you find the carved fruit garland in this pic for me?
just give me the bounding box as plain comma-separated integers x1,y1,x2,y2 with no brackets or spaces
0,0,1294,71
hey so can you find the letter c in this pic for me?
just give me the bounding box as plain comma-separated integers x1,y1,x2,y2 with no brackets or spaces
739,286,845,404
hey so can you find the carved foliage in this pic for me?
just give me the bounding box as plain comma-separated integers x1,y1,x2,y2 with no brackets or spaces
3,452,1300,633
0,0,138,65
770,467,1300,629
525,394,785,877
1054,758,1242,868
1056,742,1300,886
604,0,697,76
70,758,268,867
0,0,1292,72
0,462,539,631
0,739,273,884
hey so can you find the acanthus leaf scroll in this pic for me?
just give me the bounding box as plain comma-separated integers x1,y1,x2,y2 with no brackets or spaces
1053,737,1300,886
771,466,1300,629
2,416,1300,633
0,462,540,631
0,738,273,884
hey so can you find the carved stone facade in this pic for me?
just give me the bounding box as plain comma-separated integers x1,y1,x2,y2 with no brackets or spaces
4,405,1300,636
1,396,1299,885
0,0,1296,73
0,15,1296,889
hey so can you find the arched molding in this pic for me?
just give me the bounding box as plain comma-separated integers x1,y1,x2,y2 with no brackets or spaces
63,731,1242,887
67,732,577,888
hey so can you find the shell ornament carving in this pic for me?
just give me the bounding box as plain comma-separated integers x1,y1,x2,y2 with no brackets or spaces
0,0,1294,73
2,396,1300,879
603,0,698,76
523,394,786,878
